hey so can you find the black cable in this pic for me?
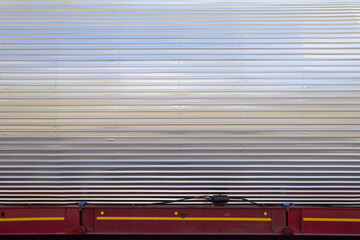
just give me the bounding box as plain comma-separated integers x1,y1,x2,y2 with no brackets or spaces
139,196,198,206
288,204,360,208
230,196,265,207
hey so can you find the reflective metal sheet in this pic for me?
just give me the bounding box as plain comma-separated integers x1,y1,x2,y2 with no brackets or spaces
0,0,360,205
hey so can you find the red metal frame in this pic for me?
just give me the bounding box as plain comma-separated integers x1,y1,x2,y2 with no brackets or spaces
82,206,285,235
2,205,360,236
289,207,360,236
0,206,84,235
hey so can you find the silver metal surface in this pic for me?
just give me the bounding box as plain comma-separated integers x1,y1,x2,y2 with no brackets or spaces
0,0,360,205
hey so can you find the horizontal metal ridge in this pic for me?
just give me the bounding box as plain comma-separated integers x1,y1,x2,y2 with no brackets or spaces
1,0,360,205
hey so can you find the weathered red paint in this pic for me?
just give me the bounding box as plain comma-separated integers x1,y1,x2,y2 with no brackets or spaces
0,206,82,235
83,206,286,235
289,207,360,236
2,205,360,236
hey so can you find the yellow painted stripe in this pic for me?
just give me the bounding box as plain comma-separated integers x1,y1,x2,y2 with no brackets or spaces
304,218,360,223
97,216,271,222
0,217,65,222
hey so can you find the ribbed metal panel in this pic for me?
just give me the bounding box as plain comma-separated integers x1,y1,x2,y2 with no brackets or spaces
1,0,360,205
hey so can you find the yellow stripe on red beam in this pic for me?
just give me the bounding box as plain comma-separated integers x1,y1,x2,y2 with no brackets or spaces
97,216,271,221
304,218,360,222
0,217,65,222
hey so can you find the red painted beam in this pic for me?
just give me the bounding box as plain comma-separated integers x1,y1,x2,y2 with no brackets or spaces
82,206,286,235
288,207,360,236
0,206,84,235
4,205,360,236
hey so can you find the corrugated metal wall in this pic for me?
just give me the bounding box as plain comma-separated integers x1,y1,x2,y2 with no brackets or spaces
0,0,360,205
